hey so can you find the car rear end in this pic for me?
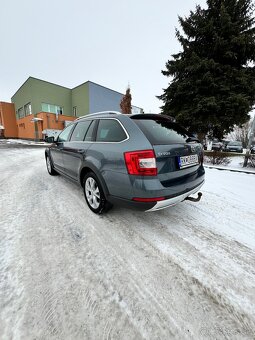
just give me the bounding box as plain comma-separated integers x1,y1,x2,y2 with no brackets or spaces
212,141,223,151
120,114,205,211
226,141,243,153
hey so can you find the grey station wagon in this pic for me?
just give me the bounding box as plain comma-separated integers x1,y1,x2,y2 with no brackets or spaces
45,112,205,213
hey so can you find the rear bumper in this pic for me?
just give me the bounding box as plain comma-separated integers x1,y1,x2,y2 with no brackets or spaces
226,149,242,152
107,180,205,212
145,180,204,211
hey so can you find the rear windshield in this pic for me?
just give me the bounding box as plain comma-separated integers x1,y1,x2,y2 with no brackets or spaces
228,141,242,146
132,117,190,145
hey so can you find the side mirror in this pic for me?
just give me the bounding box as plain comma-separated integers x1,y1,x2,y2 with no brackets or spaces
45,136,55,143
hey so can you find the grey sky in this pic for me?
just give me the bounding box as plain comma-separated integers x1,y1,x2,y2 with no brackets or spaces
0,0,207,113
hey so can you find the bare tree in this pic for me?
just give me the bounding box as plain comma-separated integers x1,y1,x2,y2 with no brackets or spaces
120,87,132,114
227,120,252,147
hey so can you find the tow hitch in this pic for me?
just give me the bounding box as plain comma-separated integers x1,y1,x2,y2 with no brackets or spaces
185,192,202,202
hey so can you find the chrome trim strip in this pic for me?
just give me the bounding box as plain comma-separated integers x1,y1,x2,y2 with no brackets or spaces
146,181,205,212
75,111,122,121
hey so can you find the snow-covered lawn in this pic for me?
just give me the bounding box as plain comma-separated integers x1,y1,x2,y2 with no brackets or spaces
204,154,255,173
0,138,49,146
0,147,255,339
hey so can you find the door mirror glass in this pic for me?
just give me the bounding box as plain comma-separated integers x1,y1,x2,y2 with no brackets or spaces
45,136,55,143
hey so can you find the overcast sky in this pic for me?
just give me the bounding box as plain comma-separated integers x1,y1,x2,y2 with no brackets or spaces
0,0,207,113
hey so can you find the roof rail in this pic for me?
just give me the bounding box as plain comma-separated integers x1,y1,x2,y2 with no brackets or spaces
75,111,122,121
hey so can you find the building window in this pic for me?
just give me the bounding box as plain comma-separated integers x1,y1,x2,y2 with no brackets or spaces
24,103,32,116
56,106,63,115
42,103,49,112
42,103,63,115
73,106,77,117
18,107,24,119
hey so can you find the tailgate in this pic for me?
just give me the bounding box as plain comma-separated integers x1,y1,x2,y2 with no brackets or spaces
131,114,203,187
153,144,202,187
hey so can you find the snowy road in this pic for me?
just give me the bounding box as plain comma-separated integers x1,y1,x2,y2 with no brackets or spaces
0,147,255,340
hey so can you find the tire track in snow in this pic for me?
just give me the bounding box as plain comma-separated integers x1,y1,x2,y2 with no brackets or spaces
1,148,255,340
100,209,255,338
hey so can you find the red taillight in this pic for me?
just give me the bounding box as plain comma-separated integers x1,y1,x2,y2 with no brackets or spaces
132,197,165,202
124,149,157,176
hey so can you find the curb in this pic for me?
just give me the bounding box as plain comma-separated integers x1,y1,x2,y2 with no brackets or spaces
204,165,255,175
0,143,48,149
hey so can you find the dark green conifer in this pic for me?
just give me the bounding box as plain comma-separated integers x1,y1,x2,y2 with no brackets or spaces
158,0,255,138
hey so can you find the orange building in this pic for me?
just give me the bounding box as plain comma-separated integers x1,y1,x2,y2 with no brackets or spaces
0,102,18,138
0,102,76,140
16,112,76,140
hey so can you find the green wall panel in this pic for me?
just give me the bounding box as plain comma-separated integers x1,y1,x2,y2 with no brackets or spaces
71,82,89,117
11,77,72,117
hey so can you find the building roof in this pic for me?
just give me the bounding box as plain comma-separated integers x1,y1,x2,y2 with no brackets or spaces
11,76,142,110
11,76,71,99
72,80,125,97
12,77,126,98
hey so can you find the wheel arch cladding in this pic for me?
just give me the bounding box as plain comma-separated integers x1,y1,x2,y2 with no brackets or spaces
79,166,109,196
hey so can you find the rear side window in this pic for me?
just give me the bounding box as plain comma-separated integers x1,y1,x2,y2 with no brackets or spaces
96,119,127,142
133,118,189,145
70,121,92,141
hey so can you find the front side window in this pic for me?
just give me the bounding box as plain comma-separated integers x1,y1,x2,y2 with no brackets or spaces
58,124,74,142
70,121,92,142
96,119,127,142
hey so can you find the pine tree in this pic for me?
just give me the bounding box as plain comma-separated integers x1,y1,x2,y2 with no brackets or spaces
158,0,255,139
120,87,132,114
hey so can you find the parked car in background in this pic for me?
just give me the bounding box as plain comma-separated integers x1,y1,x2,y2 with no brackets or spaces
222,140,230,151
212,140,223,151
226,141,243,153
45,112,205,214
42,129,62,141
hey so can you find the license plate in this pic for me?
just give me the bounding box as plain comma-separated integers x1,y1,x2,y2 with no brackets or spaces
178,154,198,169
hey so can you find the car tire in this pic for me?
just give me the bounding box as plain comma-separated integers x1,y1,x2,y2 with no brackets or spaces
83,172,112,214
46,154,58,176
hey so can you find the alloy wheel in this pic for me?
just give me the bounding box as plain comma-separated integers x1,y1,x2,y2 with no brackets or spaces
85,177,101,209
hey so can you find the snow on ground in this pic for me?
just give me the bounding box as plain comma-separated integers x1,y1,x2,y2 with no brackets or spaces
204,154,255,173
0,147,255,339
0,138,49,146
